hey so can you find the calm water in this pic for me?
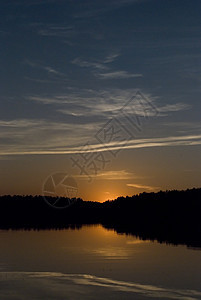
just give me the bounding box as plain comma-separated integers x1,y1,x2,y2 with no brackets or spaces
0,225,201,299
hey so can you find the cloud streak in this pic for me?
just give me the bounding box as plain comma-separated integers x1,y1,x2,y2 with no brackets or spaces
72,58,108,70
71,53,141,80
0,90,195,157
0,122,201,156
127,183,160,190
38,26,75,38
96,71,143,79
28,88,189,119
76,170,138,180
24,59,66,77
71,53,120,74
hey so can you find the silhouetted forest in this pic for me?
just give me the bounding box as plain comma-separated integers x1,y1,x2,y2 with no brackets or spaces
0,188,201,249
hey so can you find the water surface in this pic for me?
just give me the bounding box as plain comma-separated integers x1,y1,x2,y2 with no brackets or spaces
0,225,201,299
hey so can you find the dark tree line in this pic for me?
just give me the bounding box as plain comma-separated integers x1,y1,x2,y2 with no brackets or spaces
0,188,201,248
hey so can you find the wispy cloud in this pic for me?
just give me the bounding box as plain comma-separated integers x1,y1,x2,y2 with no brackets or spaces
0,120,201,157
29,90,155,118
104,53,120,63
28,88,189,119
72,58,107,70
97,71,143,79
43,66,62,75
71,54,141,80
24,59,65,77
71,53,120,72
159,103,190,113
0,90,195,156
76,170,138,180
0,118,96,156
24,77,61,84
28,89,142,115
38,26,75,38
127,183,160,190
162,121,201,133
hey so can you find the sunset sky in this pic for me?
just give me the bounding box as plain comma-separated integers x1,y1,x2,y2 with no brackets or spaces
0,0,201,202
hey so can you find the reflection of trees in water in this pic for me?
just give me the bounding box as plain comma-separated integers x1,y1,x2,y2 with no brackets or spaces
0,188,201,249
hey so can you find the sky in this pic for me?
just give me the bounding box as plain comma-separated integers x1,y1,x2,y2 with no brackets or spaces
0,0,201,202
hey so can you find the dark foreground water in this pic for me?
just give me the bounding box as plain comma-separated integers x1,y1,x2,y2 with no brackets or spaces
0,225,201,299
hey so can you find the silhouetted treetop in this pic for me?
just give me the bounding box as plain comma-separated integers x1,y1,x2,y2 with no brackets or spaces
0,188,201,248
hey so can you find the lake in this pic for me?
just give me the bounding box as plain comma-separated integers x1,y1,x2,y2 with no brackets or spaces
0,225,201,299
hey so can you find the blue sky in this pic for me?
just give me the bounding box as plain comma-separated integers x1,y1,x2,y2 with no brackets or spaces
0,0,201,200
